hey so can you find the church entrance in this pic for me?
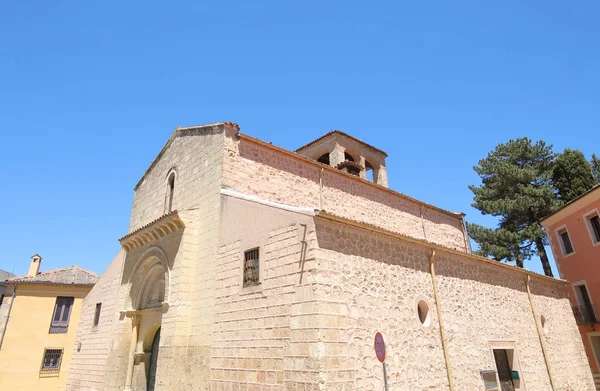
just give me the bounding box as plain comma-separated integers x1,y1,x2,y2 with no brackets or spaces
147,327,161,391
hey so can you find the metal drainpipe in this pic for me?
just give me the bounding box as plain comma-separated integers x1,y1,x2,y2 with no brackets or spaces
526,275,556,391
429,250,455,391
460,213,472,253
0,287,16,350
319,167,324,210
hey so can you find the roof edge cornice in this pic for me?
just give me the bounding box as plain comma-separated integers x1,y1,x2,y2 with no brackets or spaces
238,133,464,221
119,210,185,251
133,122,240,191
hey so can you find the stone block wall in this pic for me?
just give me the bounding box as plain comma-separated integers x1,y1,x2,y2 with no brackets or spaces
129,124,229,232
213,194,319,390
66,251,125,391
222,133,467,252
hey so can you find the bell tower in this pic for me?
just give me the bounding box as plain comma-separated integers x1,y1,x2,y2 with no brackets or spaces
295,130,389,187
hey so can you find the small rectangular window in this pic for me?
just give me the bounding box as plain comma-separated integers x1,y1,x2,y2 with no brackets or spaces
243,248,260,287
480,370,499,391
559,229,574,255
49,297,74,334
589,214,600,243
93,303,102,327
40,348,63,376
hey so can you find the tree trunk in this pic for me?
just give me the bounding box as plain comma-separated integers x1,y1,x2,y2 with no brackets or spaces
535,237,554,277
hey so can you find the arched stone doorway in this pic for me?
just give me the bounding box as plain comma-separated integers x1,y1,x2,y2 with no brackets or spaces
122,247,169,391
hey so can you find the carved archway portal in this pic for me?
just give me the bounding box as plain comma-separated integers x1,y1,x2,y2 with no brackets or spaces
121,247,170,391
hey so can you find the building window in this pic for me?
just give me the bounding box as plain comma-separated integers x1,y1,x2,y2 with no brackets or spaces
572,283,597,324
166,173,175,212
49,297,74,334
40,348,63,376
93,303,102,327
480,370,499,391
243,248,260,287
586,212,600,244
557,228,574,255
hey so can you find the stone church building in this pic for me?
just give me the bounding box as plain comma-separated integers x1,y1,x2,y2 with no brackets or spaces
67,122,594,391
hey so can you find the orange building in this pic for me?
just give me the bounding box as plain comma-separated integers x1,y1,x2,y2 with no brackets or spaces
541,184,600,389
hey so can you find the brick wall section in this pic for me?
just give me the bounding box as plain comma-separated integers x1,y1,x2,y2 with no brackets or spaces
222,132,467,252
213,195,319,390
66,251,125,391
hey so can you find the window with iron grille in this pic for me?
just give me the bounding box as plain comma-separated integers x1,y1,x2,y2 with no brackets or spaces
243,248,260,287
49,297,74,333
93,303,102,327
40,348,63,376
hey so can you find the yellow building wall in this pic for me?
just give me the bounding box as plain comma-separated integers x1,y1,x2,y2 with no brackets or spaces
0,284,90,391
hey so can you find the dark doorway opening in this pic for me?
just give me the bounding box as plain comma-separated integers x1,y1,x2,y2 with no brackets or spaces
147,327,161,391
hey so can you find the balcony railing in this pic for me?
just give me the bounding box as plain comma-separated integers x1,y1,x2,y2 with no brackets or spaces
572,304,598,325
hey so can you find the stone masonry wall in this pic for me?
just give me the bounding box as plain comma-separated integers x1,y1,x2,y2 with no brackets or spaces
314,218,449,391
129,124,228,232
222,133,467,252
66,251,125,391
213,195,320,390
314,217,595,391
530,279,595,391
99,124,228,390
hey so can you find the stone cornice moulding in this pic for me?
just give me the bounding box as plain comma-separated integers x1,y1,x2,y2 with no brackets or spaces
120,302,170,318
119,211,185,252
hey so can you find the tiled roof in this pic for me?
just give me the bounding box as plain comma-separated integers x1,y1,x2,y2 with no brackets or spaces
7,266,99,286
295,130,388,157
0,269,14,284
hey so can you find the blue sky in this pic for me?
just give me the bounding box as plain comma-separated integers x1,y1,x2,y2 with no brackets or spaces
1,1,598,277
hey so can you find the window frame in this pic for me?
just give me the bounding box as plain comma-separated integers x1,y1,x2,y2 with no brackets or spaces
49,296,74,334
39,348,64,377
584,209,600,247
555,225,575,257
164,168,178,214
572,280,597,323
93,302,102,327
487,341,524,391
242,247,261,288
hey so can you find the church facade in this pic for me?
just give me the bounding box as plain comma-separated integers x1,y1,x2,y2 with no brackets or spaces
67,122,594,391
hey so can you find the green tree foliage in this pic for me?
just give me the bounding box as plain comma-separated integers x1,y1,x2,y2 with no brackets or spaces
592,154,600,183
467,138,561,276
552,149,597,203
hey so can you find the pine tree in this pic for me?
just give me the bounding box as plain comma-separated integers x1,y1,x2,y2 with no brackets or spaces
467,138,561,276
591,154,600,183
552,149,597,202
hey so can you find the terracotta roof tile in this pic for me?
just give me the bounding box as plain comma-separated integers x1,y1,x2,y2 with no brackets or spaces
295,130,388,157
7,265,98,286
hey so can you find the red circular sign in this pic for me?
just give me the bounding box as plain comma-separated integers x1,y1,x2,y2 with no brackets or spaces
374,332,385,362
